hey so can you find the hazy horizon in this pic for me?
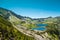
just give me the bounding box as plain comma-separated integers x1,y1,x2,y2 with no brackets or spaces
0,0,60,18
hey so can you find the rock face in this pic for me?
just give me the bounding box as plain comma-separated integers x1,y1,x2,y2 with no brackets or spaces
0,7,60,40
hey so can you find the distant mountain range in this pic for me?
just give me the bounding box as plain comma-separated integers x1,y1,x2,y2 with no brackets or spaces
0,7,60,22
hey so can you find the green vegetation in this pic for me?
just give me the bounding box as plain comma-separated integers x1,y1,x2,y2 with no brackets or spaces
46,21,60,40
0,16,35,40
0,7,60,40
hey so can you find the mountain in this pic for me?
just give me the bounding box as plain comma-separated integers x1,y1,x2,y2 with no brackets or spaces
0,7,60,40
0,7,24,19
0,7,37,40
0,15,35,40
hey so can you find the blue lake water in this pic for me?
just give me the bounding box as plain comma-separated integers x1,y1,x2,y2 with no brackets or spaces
32,24,47,31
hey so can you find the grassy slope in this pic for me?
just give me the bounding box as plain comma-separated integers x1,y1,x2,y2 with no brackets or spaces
45,18,60,40
0,16,35,40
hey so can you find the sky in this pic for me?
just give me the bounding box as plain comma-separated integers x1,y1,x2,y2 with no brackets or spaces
0,0,60,18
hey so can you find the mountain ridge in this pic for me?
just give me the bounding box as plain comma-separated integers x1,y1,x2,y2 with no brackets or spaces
0,7,60,21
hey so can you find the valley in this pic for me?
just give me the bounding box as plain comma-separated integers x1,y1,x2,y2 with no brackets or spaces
0,7,60,40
